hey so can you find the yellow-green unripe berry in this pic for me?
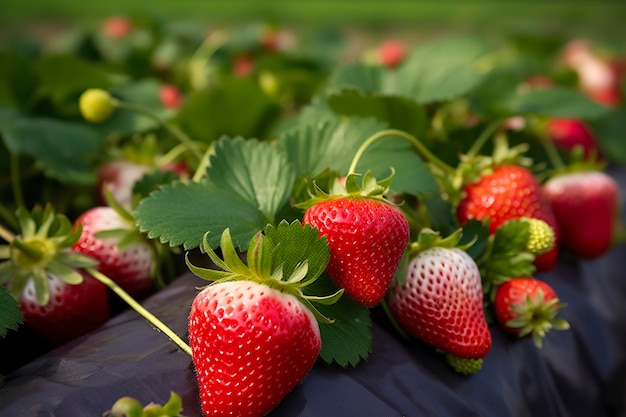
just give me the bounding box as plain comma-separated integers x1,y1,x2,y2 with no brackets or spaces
258,71,280,98
445,353,483,375
79,88,115,123
525,218,556,255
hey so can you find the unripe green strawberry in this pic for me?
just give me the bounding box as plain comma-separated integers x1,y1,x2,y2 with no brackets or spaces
524,217,556,255
79,88,115,123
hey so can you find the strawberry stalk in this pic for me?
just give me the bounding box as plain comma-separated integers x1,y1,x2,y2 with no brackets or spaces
86,266,193,356
111,100,204,162
10,154,25,208
347,129,456,176
465,120,504,158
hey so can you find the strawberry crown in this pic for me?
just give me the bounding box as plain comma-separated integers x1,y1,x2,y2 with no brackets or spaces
296,169,396,210
504,286,570,348
0,204,98,306
407,227,475,259
185,220,344,324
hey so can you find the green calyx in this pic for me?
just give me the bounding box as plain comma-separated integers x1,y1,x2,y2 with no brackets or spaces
505,288,570,348
445,353,483,375
185,220,343,324
296,170,395,210
0,204,98,306
407,227,475,259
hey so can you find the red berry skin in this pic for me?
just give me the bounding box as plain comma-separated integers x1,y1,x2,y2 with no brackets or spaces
159,84,183,109
303,197,410,306
387,247,492,359
97,160,152,208
493,277,558,336
72,207,155,299
378,40,406,68
546,118,601,159
19,269,110,346
188,281,321,417
102,16,133,39
457,165,560,271
543,171,619,259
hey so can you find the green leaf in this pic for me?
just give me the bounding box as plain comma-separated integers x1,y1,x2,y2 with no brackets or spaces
0,285,23,338
327,36,490,104
136,180,266,250
277,115,438,196
32,54,112,115
0,49,38,110
589,108,626,164
264,220,330,283
175,77,280,143
327,88,428,137
307,277,372,367
389,35,491,103
1,117,100,184
137,138,296,250
503,87,611,119
206,137,295,223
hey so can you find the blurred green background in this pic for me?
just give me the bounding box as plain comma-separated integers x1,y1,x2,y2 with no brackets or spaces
2,0,626,43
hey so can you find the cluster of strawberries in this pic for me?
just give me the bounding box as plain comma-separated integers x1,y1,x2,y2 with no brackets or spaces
1,18,625,417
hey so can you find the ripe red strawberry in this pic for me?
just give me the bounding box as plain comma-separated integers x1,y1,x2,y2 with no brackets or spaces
457,164,560,271
378,40,406,68
102,16,133,39
19,270,110,346
301,173,410,306
542,170,620,259
386,230,491,372
233,55,254,77
72,206,156,299
186,226,341,417
545,118,601,160
189,280,320,417
0,205,109,346
493,277,569,347
159,84,183,110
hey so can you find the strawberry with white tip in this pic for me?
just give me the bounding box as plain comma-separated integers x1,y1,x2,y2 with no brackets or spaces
0,205,109,346
386,228,492,375
186,222,342,417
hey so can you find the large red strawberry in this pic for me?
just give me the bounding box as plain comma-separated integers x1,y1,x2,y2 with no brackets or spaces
186,226,341,417
386,229,491,374
0,205,109,346
457,164,560,271
72,206,157,299
493,277,569,348
301,172,410,307
542,170,620,259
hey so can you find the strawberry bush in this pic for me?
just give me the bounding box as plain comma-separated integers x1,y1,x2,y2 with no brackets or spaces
1,14,626,416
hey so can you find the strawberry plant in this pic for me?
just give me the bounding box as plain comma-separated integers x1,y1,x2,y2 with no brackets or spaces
1,17,626,415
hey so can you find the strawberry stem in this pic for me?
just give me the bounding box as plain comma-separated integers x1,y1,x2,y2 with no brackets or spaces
348,129,455,176
112,100,204,162
540,136,566,170
465,120,503,158
0,223,15,243
86,267,193,357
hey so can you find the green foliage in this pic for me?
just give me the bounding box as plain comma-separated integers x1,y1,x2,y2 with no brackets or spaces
0,285,23,338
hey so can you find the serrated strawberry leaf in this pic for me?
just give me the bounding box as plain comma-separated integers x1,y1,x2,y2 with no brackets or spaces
326,36,491,104
136,138,294,250
327,88,428,137
277,115,438,197
1,117,101,184
0,284,23,338
306,277,372,367
503,86,611,119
